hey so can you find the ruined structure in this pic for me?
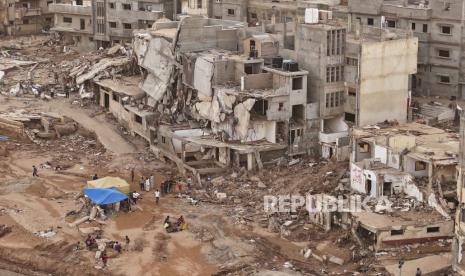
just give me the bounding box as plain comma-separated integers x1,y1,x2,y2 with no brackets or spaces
1,0,53,35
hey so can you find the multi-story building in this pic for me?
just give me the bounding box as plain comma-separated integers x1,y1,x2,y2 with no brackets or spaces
347,0,465,99
49,0,168,50
2,0,53,35
49,0,94,51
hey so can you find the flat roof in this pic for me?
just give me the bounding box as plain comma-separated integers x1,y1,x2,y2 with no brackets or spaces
96,76,145,99
352,211,449,232
354,122,459,164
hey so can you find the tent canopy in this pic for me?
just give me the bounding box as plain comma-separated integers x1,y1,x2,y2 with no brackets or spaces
84,188,128,205
87,176,130,194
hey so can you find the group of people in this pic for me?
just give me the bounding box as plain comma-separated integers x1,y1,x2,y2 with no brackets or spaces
139,175,155,192
82,234,131,269
163,215,187,233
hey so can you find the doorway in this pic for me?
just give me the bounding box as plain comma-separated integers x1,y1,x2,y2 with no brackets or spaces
383,181,392,196
104,93,110,109
365,179,372,195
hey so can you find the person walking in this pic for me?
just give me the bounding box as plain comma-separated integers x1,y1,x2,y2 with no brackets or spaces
415,268,422,276
130,168,135,184
32,165,39,177
155,189,160,205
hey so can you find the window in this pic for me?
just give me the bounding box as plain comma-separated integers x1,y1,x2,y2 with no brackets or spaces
123,23,132,29
96,2,104,17
411,22,416,30
22,19,29,24
440,25,451,35
346,57,358,66
161,136,166,143
109,22,117,28
97,19,105,34
89,37,93,42
75,0,83,5
386,20,396,28
326,29,345,56
197,0,202,8
251,13,257,19
423,24,428,33
438,49,450,58
427,227,440,233
109,2,115,8
358,142,370,153
415,161,427,171
438,75,451,84
112,93,119,102
214,16,222,19
278,103,284,111
227,8,235,15
22,3,28,8
325,91,344,108
326,66,344,83
135,115,143,124
63,17,72,23
367,18,374,26
391,229,404,236
122,3,131,10
292,77,303,90
80,18,85,30
345,112,355,123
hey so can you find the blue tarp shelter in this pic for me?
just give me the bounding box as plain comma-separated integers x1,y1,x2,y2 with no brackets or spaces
84,187,128,205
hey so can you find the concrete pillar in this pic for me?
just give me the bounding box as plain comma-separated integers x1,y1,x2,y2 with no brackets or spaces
427,161,433,194
247,153,255,171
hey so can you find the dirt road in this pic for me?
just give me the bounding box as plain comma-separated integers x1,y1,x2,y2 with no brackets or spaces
44,100,136,155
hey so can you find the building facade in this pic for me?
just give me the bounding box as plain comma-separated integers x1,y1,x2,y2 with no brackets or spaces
347,0,465,99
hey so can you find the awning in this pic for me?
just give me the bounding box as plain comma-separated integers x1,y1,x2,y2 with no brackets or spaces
84,188,128,205
87,176,130,194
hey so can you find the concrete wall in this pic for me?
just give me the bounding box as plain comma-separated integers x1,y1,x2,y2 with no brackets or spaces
176,17,244,53
376,220,454,250
357,37,418,126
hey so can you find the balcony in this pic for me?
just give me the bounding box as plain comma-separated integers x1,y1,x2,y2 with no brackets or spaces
23,8,41,17
109,28,134,38
382,4,432,20
48,4,91,16
319,131,348,144
107,10,162,22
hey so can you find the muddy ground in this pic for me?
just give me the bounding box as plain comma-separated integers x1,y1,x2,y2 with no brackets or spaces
0,34,456,276
0,94,332,276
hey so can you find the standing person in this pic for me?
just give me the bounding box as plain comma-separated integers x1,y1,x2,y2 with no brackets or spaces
166,180,172,194
140,176,145,191
187,177,192,190
145,177,151,192
415,268,422,276
101,251,108,268
154,189,160,205
150,174,155,190
130,168,135,184
32,165,39,177
92,174,98,180
124,235,130,251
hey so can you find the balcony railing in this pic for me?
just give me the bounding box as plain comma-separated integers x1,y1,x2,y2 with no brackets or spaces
48,4,91,15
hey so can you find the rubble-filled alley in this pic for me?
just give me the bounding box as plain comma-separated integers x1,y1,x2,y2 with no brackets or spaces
2,1,465,275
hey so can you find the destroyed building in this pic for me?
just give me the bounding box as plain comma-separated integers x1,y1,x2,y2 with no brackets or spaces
351,122,458,206
2,0,53,35
128,16,316,180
